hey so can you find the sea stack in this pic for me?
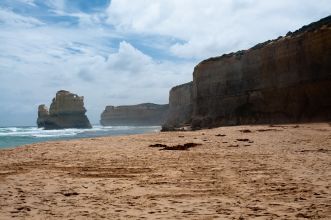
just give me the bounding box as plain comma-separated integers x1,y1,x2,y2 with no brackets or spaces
37,90,92,129
100,103,168,126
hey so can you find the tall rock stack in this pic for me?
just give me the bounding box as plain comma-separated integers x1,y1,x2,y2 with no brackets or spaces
37,90,92,129
162,15,331,130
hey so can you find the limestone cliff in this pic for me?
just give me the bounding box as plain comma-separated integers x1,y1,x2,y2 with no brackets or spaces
162,82,193,131
100,103,168,126
191,15,331,129
37,90,92,129
162,16,331,130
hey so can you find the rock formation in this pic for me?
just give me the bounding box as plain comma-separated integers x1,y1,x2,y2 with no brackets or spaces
36,105,49,128
162,82,193,131
100,103,169,126
37,90,92,129
163,15,331,130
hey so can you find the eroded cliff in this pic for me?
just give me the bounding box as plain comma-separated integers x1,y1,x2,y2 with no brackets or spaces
191,16,331,129
162,16,331,130
162,82,193,131
100,103,168,126
37,90,92,129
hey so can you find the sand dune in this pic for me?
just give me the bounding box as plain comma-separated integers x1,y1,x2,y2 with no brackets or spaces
0,123,330,219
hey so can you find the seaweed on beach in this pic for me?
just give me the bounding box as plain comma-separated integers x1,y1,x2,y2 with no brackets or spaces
149,143,201,151
149,144,168,148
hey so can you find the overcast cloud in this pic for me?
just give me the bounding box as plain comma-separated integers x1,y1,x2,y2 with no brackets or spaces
0,0,330,126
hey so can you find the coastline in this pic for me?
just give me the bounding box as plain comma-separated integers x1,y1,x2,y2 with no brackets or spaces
0,123,330,219
0,125,161,149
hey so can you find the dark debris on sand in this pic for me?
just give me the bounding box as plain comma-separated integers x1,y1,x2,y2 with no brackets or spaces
149,143,202,151
215,134,226,137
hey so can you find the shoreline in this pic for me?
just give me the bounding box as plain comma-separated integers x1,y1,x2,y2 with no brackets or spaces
0,123,330,219
0,131,160,150
0,125,161,149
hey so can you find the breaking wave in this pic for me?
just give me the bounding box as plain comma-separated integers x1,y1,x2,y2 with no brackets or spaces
0,125,160,148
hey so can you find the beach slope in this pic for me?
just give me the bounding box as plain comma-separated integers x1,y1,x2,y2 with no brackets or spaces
0,123,330,219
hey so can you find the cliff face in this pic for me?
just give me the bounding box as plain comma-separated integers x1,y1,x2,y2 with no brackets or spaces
161,16,331,130
191,16,331,129
37,90,92,129
100,103,169,126
162,82,193,131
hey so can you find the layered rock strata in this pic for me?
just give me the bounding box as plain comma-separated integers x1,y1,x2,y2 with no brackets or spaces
37,90,92,129
163,16,331,130
162,82,193,131
100,103,168,126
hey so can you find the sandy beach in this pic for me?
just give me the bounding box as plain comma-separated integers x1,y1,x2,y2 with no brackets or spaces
0,123,330,219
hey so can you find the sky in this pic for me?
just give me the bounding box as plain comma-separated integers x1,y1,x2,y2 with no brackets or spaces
0,0,330,126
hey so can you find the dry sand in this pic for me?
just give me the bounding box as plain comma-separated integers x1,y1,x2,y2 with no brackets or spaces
0,123,330,219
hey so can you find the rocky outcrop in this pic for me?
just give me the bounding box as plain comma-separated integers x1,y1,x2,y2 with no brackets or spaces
37,90,92,129
100,103,169,126
163,16,331,130
162,82,193,131
36,105,49,128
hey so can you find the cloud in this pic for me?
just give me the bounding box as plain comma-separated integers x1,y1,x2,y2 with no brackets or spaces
42,0,66,12
15,0,37,7
106,0,331,59
0,8,43,27
75,41,193,107
107,41,152,71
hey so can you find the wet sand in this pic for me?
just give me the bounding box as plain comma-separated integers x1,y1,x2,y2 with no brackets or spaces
0,123,330,219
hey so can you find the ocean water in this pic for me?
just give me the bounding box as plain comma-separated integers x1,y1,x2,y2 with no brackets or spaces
0,125,161,149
